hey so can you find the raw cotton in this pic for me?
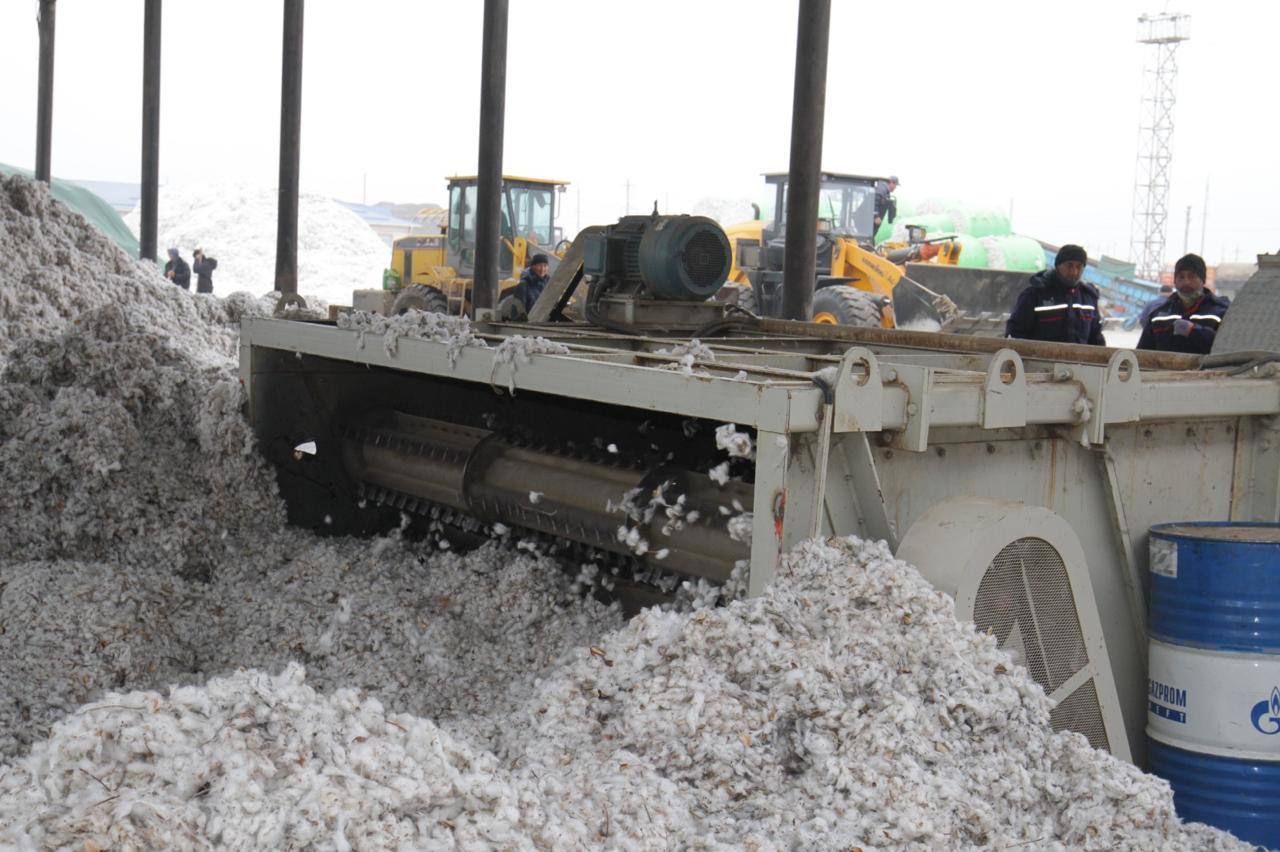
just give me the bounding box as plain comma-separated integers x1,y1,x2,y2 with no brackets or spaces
0,540,1250,850
714,422,755,459
336,307,485,363
656,338,716,376
122,182,389,306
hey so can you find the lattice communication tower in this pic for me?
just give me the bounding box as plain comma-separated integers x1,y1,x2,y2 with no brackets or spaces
1129,12,1189,279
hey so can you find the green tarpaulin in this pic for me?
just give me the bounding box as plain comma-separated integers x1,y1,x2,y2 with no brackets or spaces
0,163,140,258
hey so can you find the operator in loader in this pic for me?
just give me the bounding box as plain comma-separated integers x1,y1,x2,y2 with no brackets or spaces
512,253,552,313
1137,253,1228,355
1005,244,1105,346
874,175,899,236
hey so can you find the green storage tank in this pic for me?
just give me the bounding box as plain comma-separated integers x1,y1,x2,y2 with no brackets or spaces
980,235,1046,271
951,234,990,268
965,209,1013,238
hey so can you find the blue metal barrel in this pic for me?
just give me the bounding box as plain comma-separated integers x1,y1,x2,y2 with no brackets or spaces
1147,522,1280,848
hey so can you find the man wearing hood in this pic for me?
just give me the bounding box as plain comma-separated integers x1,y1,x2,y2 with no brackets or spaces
164,247,191,290
1005,244,1105,345
1137,253,1228,354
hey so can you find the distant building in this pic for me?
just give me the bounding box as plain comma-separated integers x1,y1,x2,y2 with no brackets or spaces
335,201,422,247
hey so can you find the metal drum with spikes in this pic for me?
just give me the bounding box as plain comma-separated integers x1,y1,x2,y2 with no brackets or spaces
1146,522,1280,848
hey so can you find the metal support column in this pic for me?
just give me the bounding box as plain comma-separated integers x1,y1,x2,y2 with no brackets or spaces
275,0,305,306
748,428,831,597
34,0,56,183
139,0,161,261
472,0,509,320
781,0,831,322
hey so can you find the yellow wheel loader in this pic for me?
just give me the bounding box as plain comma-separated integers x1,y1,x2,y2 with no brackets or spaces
369,175,568,316
719,172,1013,331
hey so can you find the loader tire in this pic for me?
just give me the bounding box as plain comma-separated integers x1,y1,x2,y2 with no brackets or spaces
391,284,450,316
811,286,884,328
717,282,757,314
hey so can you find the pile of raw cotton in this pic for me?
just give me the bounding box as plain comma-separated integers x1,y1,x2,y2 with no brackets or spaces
0,174,1251,849
123,182,389,305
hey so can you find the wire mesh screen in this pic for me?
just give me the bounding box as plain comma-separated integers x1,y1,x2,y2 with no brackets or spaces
1048,679,1111,752
974,536,1091,694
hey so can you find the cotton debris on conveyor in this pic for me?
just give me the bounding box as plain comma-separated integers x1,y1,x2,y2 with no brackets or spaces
0,174,1254,849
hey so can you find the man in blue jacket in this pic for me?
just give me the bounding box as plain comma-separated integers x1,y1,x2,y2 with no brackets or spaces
1137,253,1229,355
1005,244,1105,345
512,253,551,313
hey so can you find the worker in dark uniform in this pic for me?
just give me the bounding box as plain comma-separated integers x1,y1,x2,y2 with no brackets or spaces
192,248,218,294
873,175,899,237
1137,253,1228,355
512,253,551,313
1005,244,1105,345
164,247,191,290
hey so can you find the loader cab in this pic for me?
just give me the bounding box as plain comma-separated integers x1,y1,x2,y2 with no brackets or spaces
445,175,567,277
762,171,883,245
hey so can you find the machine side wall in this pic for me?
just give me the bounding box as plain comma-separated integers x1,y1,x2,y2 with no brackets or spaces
857,422,1252,765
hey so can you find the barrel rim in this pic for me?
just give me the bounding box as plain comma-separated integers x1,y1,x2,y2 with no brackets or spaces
1150,521,1280,545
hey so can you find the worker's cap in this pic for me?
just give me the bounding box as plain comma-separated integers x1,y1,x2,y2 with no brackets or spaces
167,247,179,258
1174,253,1207,283
530,253,550,266
889,175,900,185
1054,244,1087,267
193,247,203,254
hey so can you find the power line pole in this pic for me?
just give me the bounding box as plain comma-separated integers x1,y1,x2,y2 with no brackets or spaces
1129,12,1189,279
1199,178,1209,256
35,0,56,184
1183,205,1191,255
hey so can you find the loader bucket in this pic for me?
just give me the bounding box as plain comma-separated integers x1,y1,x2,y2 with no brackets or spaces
902,263,1032,337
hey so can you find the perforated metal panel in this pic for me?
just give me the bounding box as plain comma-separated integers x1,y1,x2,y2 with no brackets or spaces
973,537,1108,747
974,537,1089,693
1049,679,1111,752
897,501,1131,762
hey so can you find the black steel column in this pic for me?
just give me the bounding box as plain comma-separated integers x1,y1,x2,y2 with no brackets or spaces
34,0,56,183
781,0,831,322
472,0,509,319
275,0,304,297
139,0,161,261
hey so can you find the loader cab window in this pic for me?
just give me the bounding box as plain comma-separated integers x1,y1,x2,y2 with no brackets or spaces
508,185,554,246
772,178,878,239
448,184,478,251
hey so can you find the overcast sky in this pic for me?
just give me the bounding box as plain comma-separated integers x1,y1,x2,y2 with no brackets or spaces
1,0,1276,266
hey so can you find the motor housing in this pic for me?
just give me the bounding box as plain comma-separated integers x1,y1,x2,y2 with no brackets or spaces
583,213,732,301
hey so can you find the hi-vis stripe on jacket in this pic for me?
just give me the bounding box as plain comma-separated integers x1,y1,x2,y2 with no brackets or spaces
1006,269,1106,346
1137,292,1231,355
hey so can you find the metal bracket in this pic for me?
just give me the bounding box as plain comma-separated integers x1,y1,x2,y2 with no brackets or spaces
1103,349,1142,423
833,346,883,432
982,348,1028,429
888,363,932,452
1062,350,1143,446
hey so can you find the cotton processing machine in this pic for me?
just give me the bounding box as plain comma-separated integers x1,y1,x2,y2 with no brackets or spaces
242,219,1280,768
